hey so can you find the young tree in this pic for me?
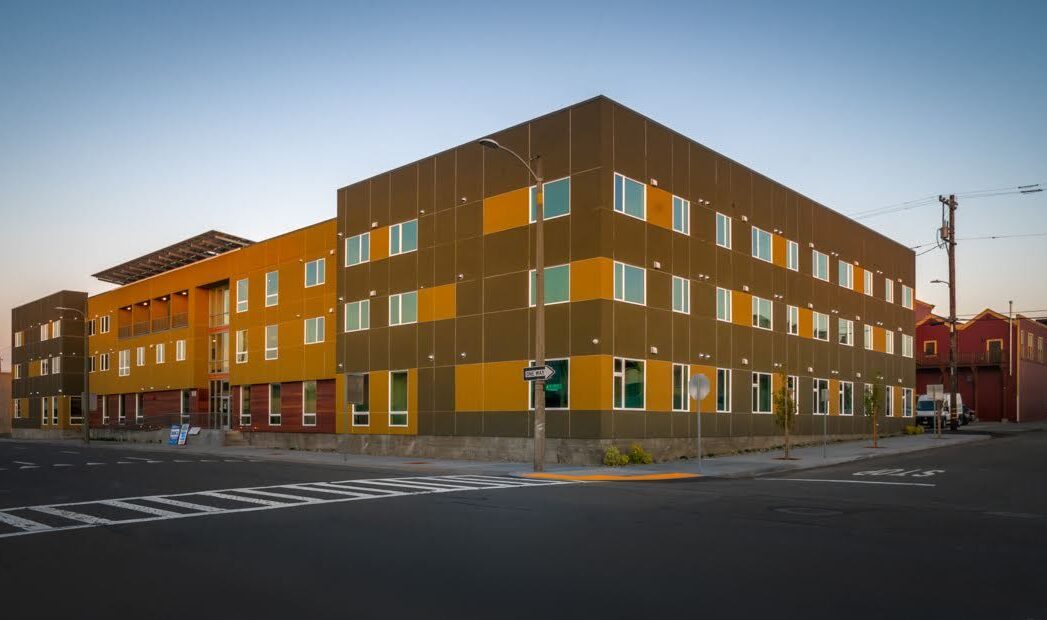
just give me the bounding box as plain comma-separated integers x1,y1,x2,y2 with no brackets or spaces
773,373,798,459
863,373,885,448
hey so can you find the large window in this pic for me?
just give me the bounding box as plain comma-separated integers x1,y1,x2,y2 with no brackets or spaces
345,300,370,332
99,353,110,372
304,317,325,344
235,330,248,364
751,227,772,262
886,331,895,354
118,350,130,376
902,388,914,417
672,196,690,235
813,312,829,341
839,381,854,416
136,346,145,367
838,261,853,289
389,220,418,256
672,276,690,314
51,396,59,425
40,358,49,375
176,339,186,361
752,372,772,414
269,383,281,426
303,380,317,427
752,296,772,330
901,285,913,309
531,177,570,222
613,358,645,410
838,318,854,346
613,262,645,305
787,240,799,271
716,368,731,412
885,278,895,303
389,371,409,426
530,265,570,306
265,271,279,307
305,258,325,288
345,232,370,266
99,315,111,334
52,320,61,338
672,364,689,411
864,270,873,296
240,386,251,426
716,288,732,322
787,305,799,335
135,393,144,424
884,386,894,417
716,213,732,249
236,278,248,313
156,343,165,364
265,325,278,360
389,291,418,326
14,330,23,347
529,358,569,409
787,376,799,412
812,250,829,281
613,173,645,220
864,324,874,350
40,323,49,341
902,334,914,358
52,356,60,374
813,378,829,415
351,374,370,427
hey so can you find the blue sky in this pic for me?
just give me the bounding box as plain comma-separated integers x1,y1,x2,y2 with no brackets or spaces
1,0,1045,369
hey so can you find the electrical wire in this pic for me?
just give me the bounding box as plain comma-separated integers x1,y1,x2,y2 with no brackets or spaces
850,182,1043,220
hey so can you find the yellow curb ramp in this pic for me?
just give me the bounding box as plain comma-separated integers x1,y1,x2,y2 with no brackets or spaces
522,472,700,482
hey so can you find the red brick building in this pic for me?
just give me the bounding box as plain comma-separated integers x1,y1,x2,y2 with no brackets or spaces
916,304,1047,422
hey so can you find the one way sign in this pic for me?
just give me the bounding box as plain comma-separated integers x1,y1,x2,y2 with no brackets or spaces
523,365,556,381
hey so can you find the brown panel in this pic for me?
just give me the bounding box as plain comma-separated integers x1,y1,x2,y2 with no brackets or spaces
531,108,571,182
482,124,531,198
568,168,609,262
434,243,455,287
570,299,610,357
387,254,418,294
483,309,529,362
389,165,417,224
612,104,646,182
613,302,647,359
456,143,484,207
433,365,454,412
569,98,604,174
368,326,389,371
388,323,417,370
434,150,456,212
433,318,456,367
483,272,527,314
612,214,647,267
456,315,482,362
484,227,529,277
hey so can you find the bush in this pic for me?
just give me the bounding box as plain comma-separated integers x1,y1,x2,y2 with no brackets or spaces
603,445,630,467
628,443,653,465
904,424,924,436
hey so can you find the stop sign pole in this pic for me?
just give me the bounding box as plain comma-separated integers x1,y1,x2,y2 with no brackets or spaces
689,374,711,473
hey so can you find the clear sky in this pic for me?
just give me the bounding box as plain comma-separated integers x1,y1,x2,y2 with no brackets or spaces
1,0,1045,370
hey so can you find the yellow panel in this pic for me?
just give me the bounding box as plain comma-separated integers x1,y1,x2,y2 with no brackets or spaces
732,291,752,326
455,364,484,411
874,327,886,352
893,386,903,418
799,307,813,339
853,267,864,292
647,360,672,412
371,226,389,262
647,186,673,230
371,371,389,414
690,364,717,413
570,257,613,302
829,379,840,415
418,287,435,324
483,361,528,411
772,234,787,267
571,355,612,411
432,283,457,322
483,187,529,235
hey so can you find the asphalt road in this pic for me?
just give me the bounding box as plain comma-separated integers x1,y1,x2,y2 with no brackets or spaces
2,433,1045,619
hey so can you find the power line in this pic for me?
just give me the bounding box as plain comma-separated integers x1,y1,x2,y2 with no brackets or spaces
852,182,1043,221
911,231,1047,250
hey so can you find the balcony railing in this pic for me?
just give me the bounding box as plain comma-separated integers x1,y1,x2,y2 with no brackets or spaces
208,359,230,374
118,325,132,339
172,313,188,329
133,321,150,337
117,312,190,339
209,312,230,328
916,350,1007,367
151,317,170,332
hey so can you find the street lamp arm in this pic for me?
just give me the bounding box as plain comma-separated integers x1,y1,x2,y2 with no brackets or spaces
477,139,541,183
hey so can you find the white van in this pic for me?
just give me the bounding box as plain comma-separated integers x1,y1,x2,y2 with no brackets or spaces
916,393,966,427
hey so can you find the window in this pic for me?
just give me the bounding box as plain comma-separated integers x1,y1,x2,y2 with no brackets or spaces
530,264,570,306
41,398,48,426
135,393,144,423
529,359,569,410
14,363,22,379
180,390,191,425
813,378,829,415
902,388,914,418
235,278,248,313
40,358,50,375
864,324,874,350
613,173,645,220
672,364,689,411
40,323,49,341
13,400,20,418
305,258,325,288
14,330,23,347
389,219,418,256
672,276,690,314
265,325,278,360
838,318,854,346
99,397,109,425
99,315,111,334
672,195,690,235
885,278,894,303
345,300,370,332
351,374,370,426
751,227,772,262
51,396,59,425
118,350,130,376
239,386,251,426
265,271,279,307
752,296,772,330
812,250,829,281
88,356,96,373
838,382,854,416
613,262,645,305
235,330,248,364
389,371,409,426
752,372,772,414
118,396,126,424
136,346,145,367
156,343,166,364
52,356,61,374
99,353,110,372
389,291,418,326
715,213,732,249
923,340,937,356
886,332,895,355
716,288,732,322
838,261,853,289
864,271,873,296
787,305,799,336
345,232,371,266
787,375,799,411
884,386,894,417
901,285,913,309
813,312,829,341
302,380,317,427
176,339,186,361
52,320,61,338
304,317,325,344
269,383,282,426
902,334,913,358
613,358,645,409
787,240,799,271
87,320,95,336
531,177,570,222
716,368,731,413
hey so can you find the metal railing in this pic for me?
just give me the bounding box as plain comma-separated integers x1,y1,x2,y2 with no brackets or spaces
171,313,188,329
151,316,170,332
916,350,1006,367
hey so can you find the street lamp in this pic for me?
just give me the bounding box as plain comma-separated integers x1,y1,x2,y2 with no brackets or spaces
478,137,547,472
56,306,90,445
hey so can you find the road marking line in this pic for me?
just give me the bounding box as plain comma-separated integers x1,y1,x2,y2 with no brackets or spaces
446,475,548,486
97,500,181,518
318,483,406,496
143,497,222,513
86,462,105,466
173,460,194,463
763,478,936,487
353,479,477,491
198,492,286,507
284,484,375,498
0,512,52,532
60,451,80,455
14,461,35,466
19,466,39,470
116,462,134,465
53,464,73,467
227,489,321,503
31,506,114,525
124,457,162,463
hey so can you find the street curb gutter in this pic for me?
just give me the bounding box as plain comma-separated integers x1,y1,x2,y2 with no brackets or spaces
520,472,700,482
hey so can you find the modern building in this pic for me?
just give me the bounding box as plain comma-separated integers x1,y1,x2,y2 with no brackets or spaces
334,96,917,461
10,290,88,433
916,305,1047,422
86,223,338,433
0,371,11,436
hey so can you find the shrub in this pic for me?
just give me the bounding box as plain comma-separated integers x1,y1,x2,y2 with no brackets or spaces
904,424,925,436
603,445,630,467
628,443,653,465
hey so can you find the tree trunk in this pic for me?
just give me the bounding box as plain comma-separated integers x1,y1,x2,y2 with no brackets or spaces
785,420,791,459
873,413,879,448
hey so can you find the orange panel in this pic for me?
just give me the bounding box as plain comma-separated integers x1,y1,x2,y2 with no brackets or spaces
483,187,530,235
484,361,529,411
829,379,840,415
874,326,886,352
772,234,787,267
647,360,672,412
571,355,612,411
853,267,864,292
647,186,673,230
371,226,389,261
455,364,484,411
418,287,435,323
570,257,614,301
799,307,813,339
894,387,903,418
732,291,752,326
432,283,457,322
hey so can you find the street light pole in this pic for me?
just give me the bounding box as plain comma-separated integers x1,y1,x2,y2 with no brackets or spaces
56,306,89,444
478,138,546,472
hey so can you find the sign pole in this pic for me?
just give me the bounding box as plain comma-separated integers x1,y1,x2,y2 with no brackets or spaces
688,374,711,474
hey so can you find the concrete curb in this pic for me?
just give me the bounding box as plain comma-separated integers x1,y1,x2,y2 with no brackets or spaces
520,472,700,482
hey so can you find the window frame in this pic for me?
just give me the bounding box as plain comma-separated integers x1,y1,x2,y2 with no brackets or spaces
265,325,279,360
612,357,646,410
389,219,419,257
302,380,318,427
863,270,874,296
838,318,854,346
902,388,914,418
268,383,282,426
672,195,690,235
923,340,937,356
813,378,830,415
715,212,732,249
304,258,326,288
672,363,690,412
235,329,248,364
388,291,419,326
530,177,571,223
786,305,799,336
344,299,371,332
901,285,914,310
812,250,829,281
527,358,570,411
265,270,279,307
304,316,325,345
751,296,773,330
716,368,732,413
176,339,186,361
885,278,895,303
839,381,854,416
388,370,409,427
136,346,145,367
613,172,647,221
99,353,110,372
813,312,830,341
786,240,799,271
886,331,895,355
350,373,370,427
235,278,249,313
751,372,773,414
672,276,690,315
716,287,732,322
902,334,914,358
838,260,854,289
529,264,571,307
118,350,129,377
156,342,165,364
345,232,371,267
864,324,874,350
239,385,251,427
751,226,772,263
612,261,646,306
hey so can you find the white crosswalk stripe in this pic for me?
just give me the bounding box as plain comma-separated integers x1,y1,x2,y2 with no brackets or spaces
0,475,574,540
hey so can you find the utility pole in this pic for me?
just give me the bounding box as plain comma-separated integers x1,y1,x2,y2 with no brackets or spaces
939,194,959,431
1008,300,1013,421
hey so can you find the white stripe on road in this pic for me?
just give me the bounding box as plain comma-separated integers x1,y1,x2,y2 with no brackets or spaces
0,511,52,532
143,497,223,513
97,500,182,518
198,492,286,507
224,489,322,503
762,478,936,487
31,506,114,525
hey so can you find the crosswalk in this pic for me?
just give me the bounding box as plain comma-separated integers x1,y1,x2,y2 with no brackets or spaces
0,475,573,540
